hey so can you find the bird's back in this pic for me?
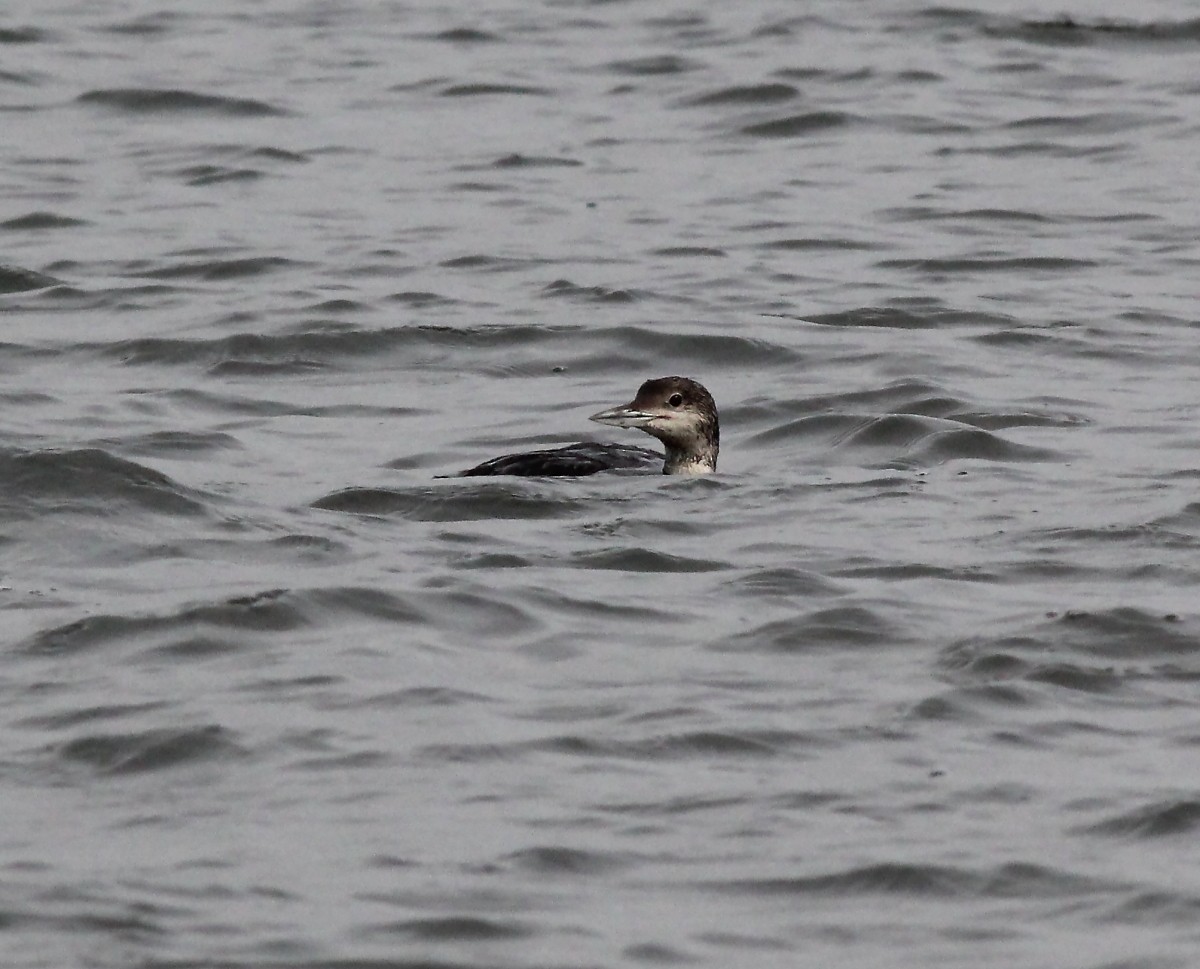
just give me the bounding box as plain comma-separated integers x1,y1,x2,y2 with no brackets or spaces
455,441,662,477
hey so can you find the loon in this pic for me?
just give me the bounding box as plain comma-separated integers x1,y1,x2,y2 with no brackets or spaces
454,376,719,477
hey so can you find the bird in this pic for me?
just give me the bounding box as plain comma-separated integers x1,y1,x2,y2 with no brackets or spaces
452,376,719,477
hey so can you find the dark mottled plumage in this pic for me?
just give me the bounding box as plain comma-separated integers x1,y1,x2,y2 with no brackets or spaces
456,442,661,477
452,376,719,477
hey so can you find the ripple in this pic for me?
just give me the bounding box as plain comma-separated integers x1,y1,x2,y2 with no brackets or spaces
1102,891,1200,927
177,164,263,187
139,255,302,281
701,861,1115,899
717,604,898,652
440,83,551,97
490,154,583,169
877,256,1099,274
908,684,1040,723
101,12,181,36
77,87,286,117
859,417,1058,463
606,54,698,76
57,724,242,775
541,278,642,303
344,686,494,711
680,83,799,106
650,246,727,258
0,447,209,519
130,386,418,419
1002,111,1155,135
439,253,555,272
313,485,587,521
606,325,798,368
430,27,501,43
20,586,424,656
93,430,241,458
1084,800,1200,838
728,566,843,598
940,609,1200,687
982,14,1200,47
567,547,728,573
623,942,696,963
750,413,1060,464
385,290,460,307
108,320,657,376
101,321,792,377
739,111,853,137
0,27,50,44
0,264,59,293
503,845,634,875
422,728,809,763
804,305,1017,329
760,237,879,252
0,211,88,231
882,205,1052,224
366,915,533,941
18,701,167,730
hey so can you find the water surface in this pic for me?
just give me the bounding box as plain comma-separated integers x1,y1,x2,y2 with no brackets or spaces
3,2,1200,967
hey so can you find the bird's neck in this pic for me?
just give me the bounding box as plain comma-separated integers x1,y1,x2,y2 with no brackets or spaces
663,442,717,475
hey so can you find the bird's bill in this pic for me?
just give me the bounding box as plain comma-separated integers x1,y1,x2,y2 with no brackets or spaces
589,404,658,429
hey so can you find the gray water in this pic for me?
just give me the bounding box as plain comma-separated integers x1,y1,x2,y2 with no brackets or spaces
3,1,1200,967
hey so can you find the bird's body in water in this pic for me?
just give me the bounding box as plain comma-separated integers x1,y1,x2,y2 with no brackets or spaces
454,376,719,477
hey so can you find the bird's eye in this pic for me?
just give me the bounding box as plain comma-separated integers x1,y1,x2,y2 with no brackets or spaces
668,393,684,407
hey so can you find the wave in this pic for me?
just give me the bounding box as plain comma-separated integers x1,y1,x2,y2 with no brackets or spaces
739,111,854,138
313,485,589,521
802,305,1019,329
980,14,1200,46
715,604,900,652
680,83,799,107
0,264,59,293
440,82,551,97
0,211,88,231
97,322,799,374
698,860,1115,898
0,448,209,520
938,608,1200,692
56,724,242,775
77,87,286,117
751,412,1062,465
20,586,425,656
